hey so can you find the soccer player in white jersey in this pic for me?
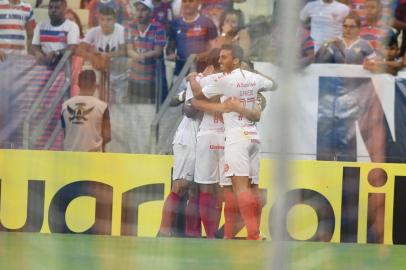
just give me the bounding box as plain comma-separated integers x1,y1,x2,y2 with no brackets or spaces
189,44,275,240
157,77,203,237
61,70,111,152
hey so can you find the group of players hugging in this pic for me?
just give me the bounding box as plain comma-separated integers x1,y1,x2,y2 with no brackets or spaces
157,44,277,240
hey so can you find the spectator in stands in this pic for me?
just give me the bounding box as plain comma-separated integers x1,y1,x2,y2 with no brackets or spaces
364,30,403,74
300,0,350,51
77,7,125,71
87,0,128,27
212,9,250,58
395,0,406,56
32,0,80,66
66,8,85,38
152,0,174,31
61,69,111,152
257,1,315,67
0,0,35,61
167,0,218,77
360,0,392,49
126,0,166,104
349,0,399,23
200,0,246,30
316,12,373,64
66,8,85,96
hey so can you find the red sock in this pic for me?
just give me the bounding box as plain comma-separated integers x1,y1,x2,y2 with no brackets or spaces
212,196,222,236
159,192,181,235
253,191,263,227
223,190,238,239
237,191,259,240
199,192,212,238
199,192,220,238
185,195,201,237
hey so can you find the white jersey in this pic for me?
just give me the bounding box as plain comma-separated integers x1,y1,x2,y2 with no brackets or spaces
172,85,201,146
198,72,226,133
300,0,349,51
202,69,273,144
82,23,125,53
61,95,108,152
32,19,80,54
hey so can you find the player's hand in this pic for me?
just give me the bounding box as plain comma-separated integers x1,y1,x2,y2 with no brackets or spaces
186,72,198,82
223,97,242,113
0,50,7,62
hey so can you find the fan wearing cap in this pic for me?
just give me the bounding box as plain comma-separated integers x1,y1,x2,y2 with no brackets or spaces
125,0,166,104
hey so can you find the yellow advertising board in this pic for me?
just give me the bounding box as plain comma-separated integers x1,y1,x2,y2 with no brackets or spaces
1,149,405,245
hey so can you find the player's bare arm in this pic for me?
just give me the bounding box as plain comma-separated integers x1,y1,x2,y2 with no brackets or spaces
192,97,262,122
183,98,199,119
191,96,225,114
187,72,207,100
223,97,262,122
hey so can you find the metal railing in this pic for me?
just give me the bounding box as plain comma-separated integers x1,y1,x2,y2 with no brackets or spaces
23,51,72,150
149,55,196,153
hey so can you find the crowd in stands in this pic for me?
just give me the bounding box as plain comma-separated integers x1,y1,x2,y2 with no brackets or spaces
1,0,406,151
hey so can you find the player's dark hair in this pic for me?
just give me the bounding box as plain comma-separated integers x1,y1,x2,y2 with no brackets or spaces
99,6,117,18
206,48,221,70
221,44,244,63
79,70,97,89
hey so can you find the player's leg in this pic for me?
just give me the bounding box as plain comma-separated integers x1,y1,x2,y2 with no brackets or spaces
185,182,201,237
158,144,194,236
225,141,259,240
198,183,221,238
231,175,259,240
249,142,264,230
158,179,189,236
194,133,222,238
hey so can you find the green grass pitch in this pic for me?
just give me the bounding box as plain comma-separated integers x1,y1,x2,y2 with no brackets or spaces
1,232,406,270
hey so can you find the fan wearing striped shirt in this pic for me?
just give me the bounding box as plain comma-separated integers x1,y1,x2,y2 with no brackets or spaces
31,0,80,66
0,0,35,61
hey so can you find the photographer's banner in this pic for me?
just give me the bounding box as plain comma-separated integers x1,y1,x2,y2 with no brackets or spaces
255,63,406,162
2,149,406,245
